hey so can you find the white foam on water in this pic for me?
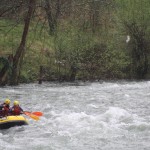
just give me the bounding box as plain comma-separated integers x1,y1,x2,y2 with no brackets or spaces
41,107,150,139
102,107,136,124
87,104,99,108
0,82,150,150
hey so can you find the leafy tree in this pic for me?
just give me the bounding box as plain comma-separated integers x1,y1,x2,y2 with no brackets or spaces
10,0,36,85
116,0,150,79
0,0,36,85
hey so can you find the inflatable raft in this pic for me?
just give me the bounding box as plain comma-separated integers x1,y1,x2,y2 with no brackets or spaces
0,116,28,129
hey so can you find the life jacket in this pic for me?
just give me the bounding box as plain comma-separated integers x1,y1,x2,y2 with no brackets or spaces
0,103,10,117
11,106,23,115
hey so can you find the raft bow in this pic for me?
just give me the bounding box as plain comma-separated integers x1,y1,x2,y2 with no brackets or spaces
0,116,28,129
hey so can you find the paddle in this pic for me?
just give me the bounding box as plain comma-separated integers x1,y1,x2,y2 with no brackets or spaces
31,111,43,116
24,111,43,116
23,112,39,121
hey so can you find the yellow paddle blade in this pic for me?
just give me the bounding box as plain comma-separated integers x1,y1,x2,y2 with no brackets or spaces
24,112,40,121
29,114,39,121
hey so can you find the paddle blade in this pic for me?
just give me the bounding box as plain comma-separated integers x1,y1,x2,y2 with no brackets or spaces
32,112,43,116
24,112,39,121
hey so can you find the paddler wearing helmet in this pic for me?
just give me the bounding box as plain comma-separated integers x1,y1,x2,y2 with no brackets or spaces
0,99,11,117
10,100,23,116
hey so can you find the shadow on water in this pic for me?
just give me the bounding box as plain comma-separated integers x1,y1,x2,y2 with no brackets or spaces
0,126,26,135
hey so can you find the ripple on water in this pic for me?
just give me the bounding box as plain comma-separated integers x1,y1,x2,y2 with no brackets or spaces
0,82,150,150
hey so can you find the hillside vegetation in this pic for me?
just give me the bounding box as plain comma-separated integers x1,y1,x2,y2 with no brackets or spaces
0,0,150,85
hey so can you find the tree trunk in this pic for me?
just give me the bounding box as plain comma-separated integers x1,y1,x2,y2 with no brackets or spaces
70,64,77,81
124,22,149,79
0,55,13,86
38,66,44,84
44,0,60,35
10,0,35,85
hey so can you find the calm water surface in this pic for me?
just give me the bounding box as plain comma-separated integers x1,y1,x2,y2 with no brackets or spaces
0,81,150,150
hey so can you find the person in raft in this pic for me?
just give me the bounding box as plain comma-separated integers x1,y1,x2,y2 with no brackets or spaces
10,100,23,116
0,99,11,117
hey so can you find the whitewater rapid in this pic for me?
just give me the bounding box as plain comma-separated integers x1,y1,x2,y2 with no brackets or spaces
0,81,150,150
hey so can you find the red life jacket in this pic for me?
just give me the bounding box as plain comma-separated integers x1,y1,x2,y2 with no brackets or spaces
11,106,22,115
0,103,9,117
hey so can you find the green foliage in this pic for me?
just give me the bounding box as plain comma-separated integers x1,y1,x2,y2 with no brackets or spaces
55,26,94,63
0,20,22,53
116,0,150,23
115,0,150,79
0,18,135,81
1,0,150,83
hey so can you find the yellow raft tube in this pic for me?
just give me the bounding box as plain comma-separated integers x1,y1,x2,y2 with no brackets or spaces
0,116,28,129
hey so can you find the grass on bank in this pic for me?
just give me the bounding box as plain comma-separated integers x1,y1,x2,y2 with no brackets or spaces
0,19,134,82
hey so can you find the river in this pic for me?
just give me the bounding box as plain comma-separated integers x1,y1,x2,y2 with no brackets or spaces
0,81,150,150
